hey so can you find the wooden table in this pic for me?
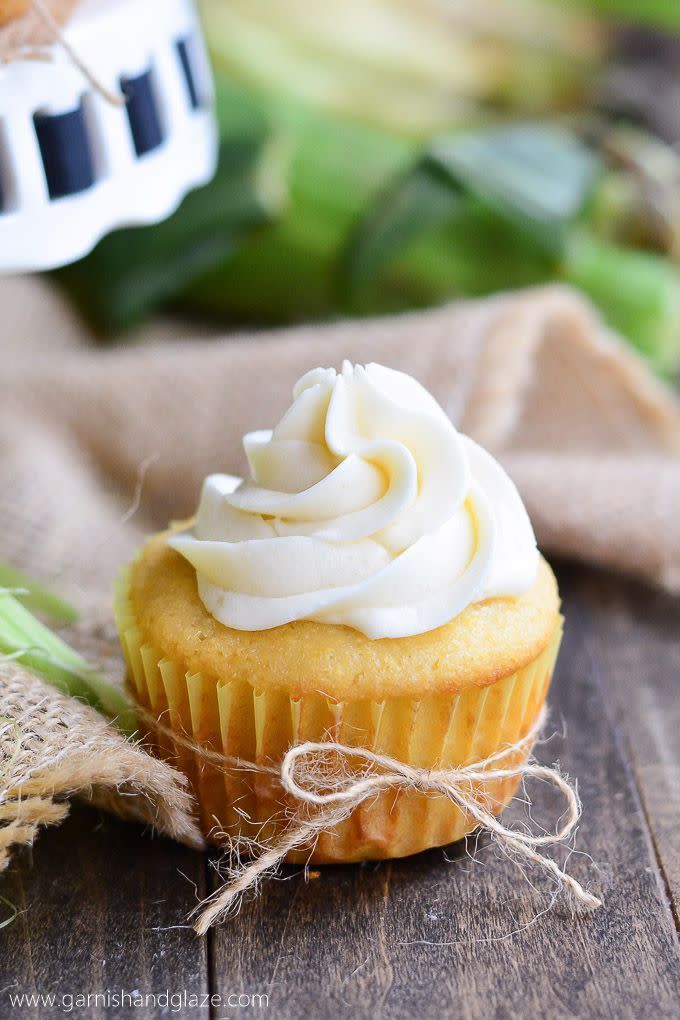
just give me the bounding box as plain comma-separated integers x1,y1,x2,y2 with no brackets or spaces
1,563,678,1019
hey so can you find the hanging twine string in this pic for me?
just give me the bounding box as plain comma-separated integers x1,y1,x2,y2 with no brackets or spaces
1,0,124,105
135,705,602,934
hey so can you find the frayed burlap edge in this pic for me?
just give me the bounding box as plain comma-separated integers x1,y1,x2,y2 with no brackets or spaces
0,662,204,873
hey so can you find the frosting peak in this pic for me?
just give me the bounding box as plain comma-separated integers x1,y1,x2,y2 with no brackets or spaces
169,362,539,639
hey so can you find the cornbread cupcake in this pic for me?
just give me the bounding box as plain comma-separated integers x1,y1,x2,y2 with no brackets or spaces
114,362,561,862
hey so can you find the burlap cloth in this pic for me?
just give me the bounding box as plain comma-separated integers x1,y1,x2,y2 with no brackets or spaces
1,278,679,876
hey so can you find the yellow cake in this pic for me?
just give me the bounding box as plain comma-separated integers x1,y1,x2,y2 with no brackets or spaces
114,361,562,862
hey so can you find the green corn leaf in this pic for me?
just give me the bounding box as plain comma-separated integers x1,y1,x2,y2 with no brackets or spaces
0,592,137,736
343,124,601,293
384,197,558,303
429,124,602,256
0,562,77,624
180,88,415,323
55,153,269,335
341,157,463,296
563,233,680,375
555,0,680,31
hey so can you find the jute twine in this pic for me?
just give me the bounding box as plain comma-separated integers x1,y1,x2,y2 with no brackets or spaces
0,0,124,105
135,704,602,935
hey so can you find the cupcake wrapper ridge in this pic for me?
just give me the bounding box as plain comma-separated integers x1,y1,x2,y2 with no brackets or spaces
114,566,562,863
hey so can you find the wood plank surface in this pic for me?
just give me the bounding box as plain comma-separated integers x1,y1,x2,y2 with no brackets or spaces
565,566,680,924
0,564,678,1019
0,807,208,1018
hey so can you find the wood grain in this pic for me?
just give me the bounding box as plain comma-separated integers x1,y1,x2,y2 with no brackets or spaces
0,806,208,1019
0,564,678,1019
563,565,680,925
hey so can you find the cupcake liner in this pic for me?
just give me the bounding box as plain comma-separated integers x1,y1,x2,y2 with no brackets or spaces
114,567,562,863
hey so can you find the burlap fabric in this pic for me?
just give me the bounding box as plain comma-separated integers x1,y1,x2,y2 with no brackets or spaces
0,663,204,870
1,276,679,872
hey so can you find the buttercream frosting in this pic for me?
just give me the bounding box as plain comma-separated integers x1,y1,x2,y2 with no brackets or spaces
169,362,539,639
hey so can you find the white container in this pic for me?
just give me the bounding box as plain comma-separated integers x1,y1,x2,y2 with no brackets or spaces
0,0,218,272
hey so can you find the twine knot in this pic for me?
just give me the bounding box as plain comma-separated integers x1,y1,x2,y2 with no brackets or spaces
191,707,602,934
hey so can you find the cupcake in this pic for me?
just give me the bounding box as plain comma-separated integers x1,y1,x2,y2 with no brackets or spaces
114,362,561,862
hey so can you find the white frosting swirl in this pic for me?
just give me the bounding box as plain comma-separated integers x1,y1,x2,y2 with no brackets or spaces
169,362,539,639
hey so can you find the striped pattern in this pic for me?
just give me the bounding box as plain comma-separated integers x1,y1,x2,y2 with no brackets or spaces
0,34,205,213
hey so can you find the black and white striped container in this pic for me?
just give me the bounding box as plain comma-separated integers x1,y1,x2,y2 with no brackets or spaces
0,0,217,272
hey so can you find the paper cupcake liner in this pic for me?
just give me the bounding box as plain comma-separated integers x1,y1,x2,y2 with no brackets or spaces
114,567,562,863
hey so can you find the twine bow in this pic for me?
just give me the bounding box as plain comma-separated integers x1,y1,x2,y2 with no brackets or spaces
188,707,602,934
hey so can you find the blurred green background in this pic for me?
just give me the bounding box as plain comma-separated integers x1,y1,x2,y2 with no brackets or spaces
57,0,680,376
